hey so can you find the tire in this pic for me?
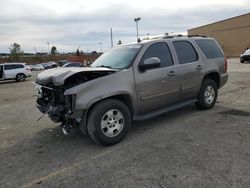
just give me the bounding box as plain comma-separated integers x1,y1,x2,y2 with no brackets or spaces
16,73,26,82
196,79,218,110
240,60,244,63
87,99,131,146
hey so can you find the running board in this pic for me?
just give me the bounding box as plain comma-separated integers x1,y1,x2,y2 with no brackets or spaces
133,99,197,121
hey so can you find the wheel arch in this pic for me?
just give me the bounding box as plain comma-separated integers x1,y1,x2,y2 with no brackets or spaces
81,94,134,135
15,72,26,81
202,72,220,88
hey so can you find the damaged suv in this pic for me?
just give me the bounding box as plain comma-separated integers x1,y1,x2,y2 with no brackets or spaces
35,36,228,146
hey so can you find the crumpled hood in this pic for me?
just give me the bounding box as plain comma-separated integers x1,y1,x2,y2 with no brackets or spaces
36,67,115,86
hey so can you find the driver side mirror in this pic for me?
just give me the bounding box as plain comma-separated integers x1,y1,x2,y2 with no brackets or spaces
139,57,161,71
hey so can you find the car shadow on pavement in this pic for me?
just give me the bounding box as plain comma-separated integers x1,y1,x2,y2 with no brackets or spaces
131,104,197,133
0,79,30,85
29,104,198,150
0,80,17,84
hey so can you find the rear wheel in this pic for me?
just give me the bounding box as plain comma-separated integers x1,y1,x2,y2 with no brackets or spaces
196,79,218,110
16,73,26,82
87,99,131,146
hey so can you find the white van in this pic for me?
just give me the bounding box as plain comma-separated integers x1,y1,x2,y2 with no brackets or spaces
0,63,32,82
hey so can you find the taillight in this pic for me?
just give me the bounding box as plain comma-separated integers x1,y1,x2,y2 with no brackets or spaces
224,57,228,73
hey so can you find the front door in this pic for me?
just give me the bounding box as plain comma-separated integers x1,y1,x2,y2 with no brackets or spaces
134,42,181,114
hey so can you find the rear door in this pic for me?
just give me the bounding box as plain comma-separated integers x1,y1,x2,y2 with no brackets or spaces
172,40,204,100
134,42,181,113
4,64,18,79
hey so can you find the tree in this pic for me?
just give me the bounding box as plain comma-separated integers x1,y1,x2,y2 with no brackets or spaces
76,48,80,56
51,46,57,55
117,40,122,45
9,43,23,62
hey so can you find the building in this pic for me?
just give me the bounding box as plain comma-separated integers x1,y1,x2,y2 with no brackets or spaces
188,13,250,57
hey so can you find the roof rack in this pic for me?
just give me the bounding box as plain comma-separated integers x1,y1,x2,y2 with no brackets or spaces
142,34,207,41
163,34,207,39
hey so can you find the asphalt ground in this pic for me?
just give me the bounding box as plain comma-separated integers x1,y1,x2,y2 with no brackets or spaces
0,58,250,188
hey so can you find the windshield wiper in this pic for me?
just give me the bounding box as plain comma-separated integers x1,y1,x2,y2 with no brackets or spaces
96,65,112,69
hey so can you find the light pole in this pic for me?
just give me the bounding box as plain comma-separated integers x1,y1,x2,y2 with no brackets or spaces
47,42,50,54
110,28,113,48
33,47,37,54
134,17,141,42
99,42,103,52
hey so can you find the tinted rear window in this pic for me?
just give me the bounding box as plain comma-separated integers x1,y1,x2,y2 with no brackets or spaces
196,39,224,59
173,41,198,64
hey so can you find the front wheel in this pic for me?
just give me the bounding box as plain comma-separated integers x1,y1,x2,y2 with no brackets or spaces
87,99,131,146
196,79,218,110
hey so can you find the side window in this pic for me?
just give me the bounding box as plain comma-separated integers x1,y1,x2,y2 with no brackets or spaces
141,42,174,68
16,64,24,68
195,39,224,59
4,65,15,70
4,64,23,70
173,41,198,64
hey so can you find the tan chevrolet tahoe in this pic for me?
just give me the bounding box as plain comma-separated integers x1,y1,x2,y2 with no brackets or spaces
35,35,228,145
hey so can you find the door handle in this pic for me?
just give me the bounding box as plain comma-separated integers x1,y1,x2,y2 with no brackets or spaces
196,65,203,70
167,71,176,77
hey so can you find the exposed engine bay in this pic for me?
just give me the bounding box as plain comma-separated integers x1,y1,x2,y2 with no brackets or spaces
35,67,116,134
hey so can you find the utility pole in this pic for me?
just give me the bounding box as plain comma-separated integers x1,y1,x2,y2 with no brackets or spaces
110,28,113,48
99,42,103,52
134,17,141,42
47,42,50,54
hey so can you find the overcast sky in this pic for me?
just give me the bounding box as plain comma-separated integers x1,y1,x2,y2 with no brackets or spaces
0,0,249,53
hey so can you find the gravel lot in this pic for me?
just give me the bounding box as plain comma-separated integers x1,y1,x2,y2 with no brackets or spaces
0,58,250,188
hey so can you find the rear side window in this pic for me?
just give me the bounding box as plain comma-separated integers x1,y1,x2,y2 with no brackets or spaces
173,41,198,64
196,39,224,59
4,64,24,70
141,42,174,68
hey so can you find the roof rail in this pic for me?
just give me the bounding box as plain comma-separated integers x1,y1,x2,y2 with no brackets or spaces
187,34,207,38
163,34,207,39
142,34,208,41
163,34,184,39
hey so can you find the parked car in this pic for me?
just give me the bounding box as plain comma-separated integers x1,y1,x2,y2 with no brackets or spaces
41,62,58,69
41,63,51,69
0,63,32,81
63,62,85,67
57,60,68,67
240,49,250,63
48,61,58,68
35,36,228,146
30,64,45,71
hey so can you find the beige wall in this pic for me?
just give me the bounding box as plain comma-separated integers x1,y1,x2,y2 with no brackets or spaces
188,13,250,57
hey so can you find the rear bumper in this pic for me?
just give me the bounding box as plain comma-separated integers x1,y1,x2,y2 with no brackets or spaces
26,73,32,77
220,73,228,88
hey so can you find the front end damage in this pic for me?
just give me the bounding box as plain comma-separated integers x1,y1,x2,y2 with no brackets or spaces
35,67,116,134
36,85,78,134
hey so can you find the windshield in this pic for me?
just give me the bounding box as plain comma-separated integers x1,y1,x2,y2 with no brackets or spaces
91,44,142,69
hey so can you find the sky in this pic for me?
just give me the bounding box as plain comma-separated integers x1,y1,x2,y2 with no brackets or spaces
0,0,249,53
